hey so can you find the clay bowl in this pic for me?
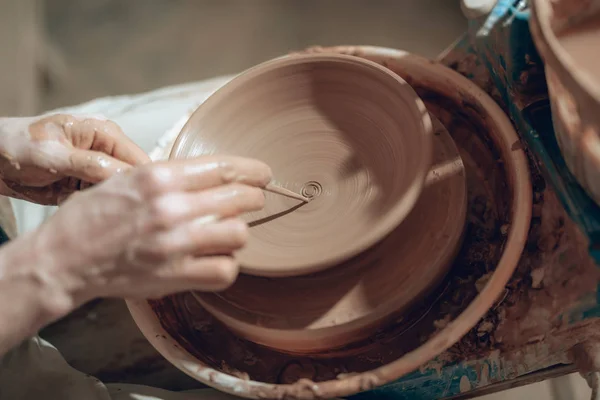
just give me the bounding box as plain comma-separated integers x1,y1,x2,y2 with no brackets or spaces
530,0,600,205
127,46,532,400
170,53,433,277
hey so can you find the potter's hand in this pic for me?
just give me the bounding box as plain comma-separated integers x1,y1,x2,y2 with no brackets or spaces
0,156,271,355
5,155,270,303
0,114,149,205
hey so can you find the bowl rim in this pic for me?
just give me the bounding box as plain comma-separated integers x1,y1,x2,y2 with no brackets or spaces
128,45,532,400
169,52,434,277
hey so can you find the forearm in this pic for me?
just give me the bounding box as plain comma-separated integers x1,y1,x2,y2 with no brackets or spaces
0,232,75,356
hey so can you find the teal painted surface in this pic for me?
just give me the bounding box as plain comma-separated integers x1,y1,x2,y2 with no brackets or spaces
352,365,480,400
350,352,518,400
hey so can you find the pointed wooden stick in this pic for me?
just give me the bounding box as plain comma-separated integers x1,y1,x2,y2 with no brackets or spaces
264,182,310,202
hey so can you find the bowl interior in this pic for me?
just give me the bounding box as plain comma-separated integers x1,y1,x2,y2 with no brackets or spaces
171,54,432,277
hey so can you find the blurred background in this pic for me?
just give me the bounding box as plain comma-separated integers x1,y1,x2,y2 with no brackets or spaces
0,0,465,115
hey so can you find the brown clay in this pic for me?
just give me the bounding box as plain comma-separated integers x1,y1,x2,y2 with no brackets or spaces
170,53,433,278
530,0,600,205
193,115,467,353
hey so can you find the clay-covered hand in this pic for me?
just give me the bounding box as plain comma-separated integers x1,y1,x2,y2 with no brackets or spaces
0,156,271,315
0,114,149,205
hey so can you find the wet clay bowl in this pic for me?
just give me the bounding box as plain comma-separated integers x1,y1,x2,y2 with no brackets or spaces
530,0,600,205
170,53,433,277
127,46,532,400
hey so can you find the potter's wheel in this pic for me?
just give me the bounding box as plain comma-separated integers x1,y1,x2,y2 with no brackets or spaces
193,116,467,353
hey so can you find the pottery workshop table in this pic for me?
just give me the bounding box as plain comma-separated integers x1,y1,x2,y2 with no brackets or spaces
6,25,600,400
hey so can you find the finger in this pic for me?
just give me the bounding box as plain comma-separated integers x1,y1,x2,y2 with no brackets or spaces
140,156,272,195
66,149,134,183
145,218,248,258
148,183,265,228
160,255,240,292
68,117,150,166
